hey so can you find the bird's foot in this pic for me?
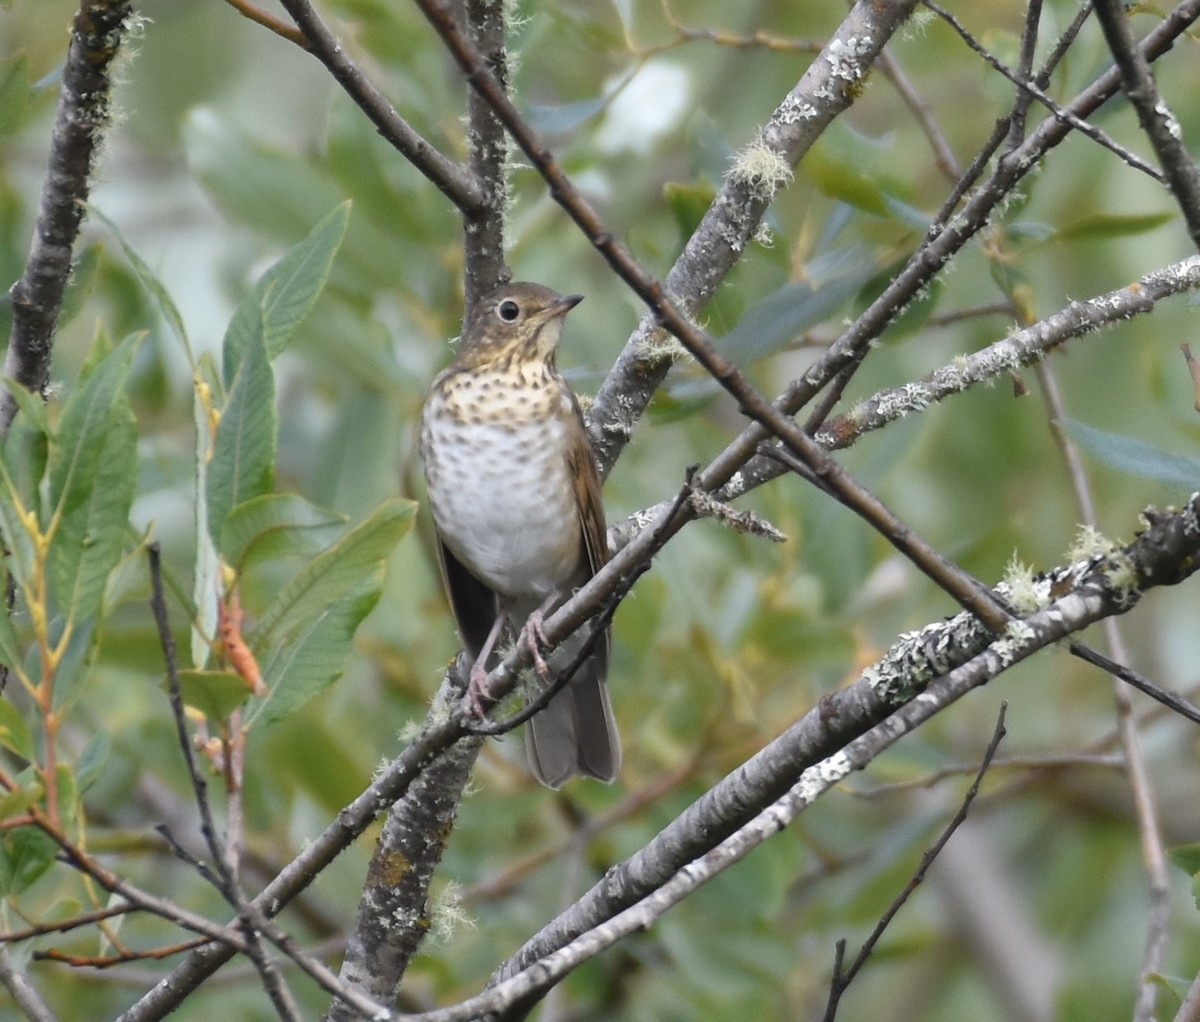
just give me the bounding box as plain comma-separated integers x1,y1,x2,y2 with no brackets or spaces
465,661,494,718
518,610,552,677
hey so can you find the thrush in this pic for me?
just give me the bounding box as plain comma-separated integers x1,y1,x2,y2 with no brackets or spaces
419,281,620,788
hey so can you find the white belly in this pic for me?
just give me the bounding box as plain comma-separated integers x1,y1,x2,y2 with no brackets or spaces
421,404,583,599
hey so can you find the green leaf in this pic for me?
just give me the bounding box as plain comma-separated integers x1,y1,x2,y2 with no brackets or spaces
0,380,49,572
804,126,928,231
50,400,137,629
219,494,346,575
88,204,190,355
720,248,881,366
58,241,103,333
250,578,382,727
0,827,59,895
664,180,717,241
1056,211,1176,241
1,376,49,438
75,730,111,792
184,109,347,247
0,54,30,143
222,201,350,377
526,97,608,135
174,669,251,723
1169,843,1200,876
0,784,40,827
1059,419,1200,491
55,763,78,829
0,459,36,595
206,330,275,543
48,335,141,627
0,698,33,759
252,498,415,647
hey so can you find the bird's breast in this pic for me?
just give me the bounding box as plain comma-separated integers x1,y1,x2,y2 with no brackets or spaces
420,368,585,599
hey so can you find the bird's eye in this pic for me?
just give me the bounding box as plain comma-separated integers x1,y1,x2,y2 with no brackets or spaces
498,300,520,322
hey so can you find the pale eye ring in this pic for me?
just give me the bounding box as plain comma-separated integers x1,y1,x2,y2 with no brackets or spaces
498,300,520,322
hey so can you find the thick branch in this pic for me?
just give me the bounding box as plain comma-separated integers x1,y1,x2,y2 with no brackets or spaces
461,0,511,308
3,0,133,435
814,256,1200,451
491,494,1200,992
1092,0,1200,249
413,0,1007,635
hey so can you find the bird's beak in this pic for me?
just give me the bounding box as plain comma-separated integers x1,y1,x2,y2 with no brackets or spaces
551,294,584,317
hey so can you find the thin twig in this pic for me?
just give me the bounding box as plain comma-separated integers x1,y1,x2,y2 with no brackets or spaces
822,705,1008,1020
220,0,307,46
926,0,1166,182
147,545,226,894
877,48,960,179
1070,645,1200,728
412,0,1011,636
274,0,483,212
1035,357,1171,1022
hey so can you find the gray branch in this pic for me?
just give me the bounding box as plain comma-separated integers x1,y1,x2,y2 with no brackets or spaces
3,0,133,435
1092,0,1200,249
586,0,922,475
489,495,1200,998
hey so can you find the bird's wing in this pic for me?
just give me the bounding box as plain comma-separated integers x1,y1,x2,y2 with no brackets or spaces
435,537,499,661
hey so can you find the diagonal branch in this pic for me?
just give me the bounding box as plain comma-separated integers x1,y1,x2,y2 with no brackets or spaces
411,0,1008,635
822,706,1008,1020
274,0,484,212
1092,0,1200,250
490,494,1200,992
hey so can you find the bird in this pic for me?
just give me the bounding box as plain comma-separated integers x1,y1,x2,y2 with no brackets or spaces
419,281,620,788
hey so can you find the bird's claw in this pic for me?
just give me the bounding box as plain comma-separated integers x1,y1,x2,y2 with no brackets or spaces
465,661,493,718
518,611,552,677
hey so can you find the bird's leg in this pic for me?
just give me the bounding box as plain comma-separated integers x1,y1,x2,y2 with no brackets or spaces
466,607,510,718
517,593,561,678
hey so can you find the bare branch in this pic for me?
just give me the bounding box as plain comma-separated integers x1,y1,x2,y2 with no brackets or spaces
823,706,1008,1020
587,0,923,473
1092,0,1200,249
926,1,1163,181
812,256,1200,452
1035,355,1172,1022
492,495,1200,991
0,945,58,1022
3,0,134,435
274,0,484,212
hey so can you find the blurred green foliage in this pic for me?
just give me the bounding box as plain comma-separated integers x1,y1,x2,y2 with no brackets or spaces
0,0,1198,1020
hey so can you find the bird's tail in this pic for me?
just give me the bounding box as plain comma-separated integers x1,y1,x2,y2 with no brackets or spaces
525,632,620,788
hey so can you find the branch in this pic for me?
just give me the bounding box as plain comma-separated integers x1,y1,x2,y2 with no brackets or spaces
926,0,1164,181
586,0,923,473
812,256,1200,452
490,495,1200,990
779,0,1200,430
642,2,1200,538
460,0,511,308
1092,0,1200,249
2,0,133,435
115,703,469,1020
412,0,1008,636
274,0,483,212
822,706,1008,1020
0,945,58,1022
326,680,482,1022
